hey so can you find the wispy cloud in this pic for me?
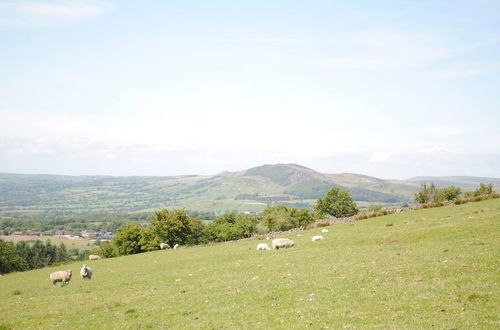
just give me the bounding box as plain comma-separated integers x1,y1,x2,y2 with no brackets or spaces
0,1,112,27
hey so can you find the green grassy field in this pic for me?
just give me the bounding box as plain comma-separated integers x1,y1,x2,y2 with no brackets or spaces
0,236,96,252
1,199,498,329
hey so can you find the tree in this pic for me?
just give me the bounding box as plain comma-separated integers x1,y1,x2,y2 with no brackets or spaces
0,239,28,274
112,222,145,255
260,205,299,232
315,187,358,217
55,242,70,263
414,183,438,204
435,186,461,202
143,209,205,249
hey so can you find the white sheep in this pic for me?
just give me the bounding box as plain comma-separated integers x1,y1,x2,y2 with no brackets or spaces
256,243,270,250
88,255,101,260
50,270,72,286
312,235,324,241
159,243,170,250
173,244,180,250
321,229,329,233
272,238,296,249
80,264,93,280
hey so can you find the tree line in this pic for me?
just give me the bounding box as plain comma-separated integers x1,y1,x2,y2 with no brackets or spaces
0,239,73,274
414,183,494,204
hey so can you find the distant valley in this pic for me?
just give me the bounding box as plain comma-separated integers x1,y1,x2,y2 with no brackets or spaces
1,163,498,219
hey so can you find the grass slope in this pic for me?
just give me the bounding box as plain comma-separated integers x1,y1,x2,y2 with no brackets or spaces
1,199,499,329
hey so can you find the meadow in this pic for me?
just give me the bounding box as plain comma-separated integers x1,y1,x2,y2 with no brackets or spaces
0,199,498,329
0,235,96,252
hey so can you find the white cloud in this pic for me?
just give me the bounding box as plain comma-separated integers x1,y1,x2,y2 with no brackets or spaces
0,1,112,26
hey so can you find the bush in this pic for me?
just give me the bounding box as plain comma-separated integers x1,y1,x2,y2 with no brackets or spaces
414,183,438,204
367,204,384,212
465,183,494,198
435,186,461,202
205,213,259,242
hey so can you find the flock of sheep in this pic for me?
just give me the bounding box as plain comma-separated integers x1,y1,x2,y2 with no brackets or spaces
256,228,328,251
49,228,330,286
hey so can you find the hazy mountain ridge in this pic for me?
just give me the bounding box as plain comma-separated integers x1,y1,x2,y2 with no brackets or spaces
1,164,498,219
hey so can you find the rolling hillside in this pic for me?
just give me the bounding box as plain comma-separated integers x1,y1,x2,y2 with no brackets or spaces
1,199,498,328
0,164,498,219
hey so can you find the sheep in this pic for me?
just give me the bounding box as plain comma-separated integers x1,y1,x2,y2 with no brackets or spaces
256,243,270,250
173,244,180,250
88,255,101,260
272,238,295,250
159,243,170,250
312,235,324,241
50,270,72,286
80,264,93,280
321,229,329,233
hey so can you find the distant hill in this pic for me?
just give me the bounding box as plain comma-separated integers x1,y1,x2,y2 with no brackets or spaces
0,164,498,219
406,176,500,188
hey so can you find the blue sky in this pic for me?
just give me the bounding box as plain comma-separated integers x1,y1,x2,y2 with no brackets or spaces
0,0,499,178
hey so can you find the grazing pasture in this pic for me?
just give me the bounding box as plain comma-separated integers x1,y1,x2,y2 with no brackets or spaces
0,199,498,329
0,235,96,252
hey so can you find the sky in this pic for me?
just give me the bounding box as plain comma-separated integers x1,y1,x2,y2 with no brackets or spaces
0,0,499,179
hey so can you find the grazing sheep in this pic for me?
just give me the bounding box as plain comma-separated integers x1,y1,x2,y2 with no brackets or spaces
272,238,295,250
256,243,270,250
50,270,72,286
173,244,180,250
312,235,324,241
80,264,93,280
159,243,170,250
321,229,329,233
88,255,101,260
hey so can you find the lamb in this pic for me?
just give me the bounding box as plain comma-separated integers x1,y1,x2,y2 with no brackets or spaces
50,270,72,286
159,243,170,250
256,243,270,250
321,229,329,233
312,235,324,241
80,264,93,280
88,255,101,260
272,238,295,250
173,244,180,250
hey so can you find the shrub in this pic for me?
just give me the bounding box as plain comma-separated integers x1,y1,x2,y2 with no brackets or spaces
414,183,438,204
205,213,259,242
367,204,384,212
435,186,461,202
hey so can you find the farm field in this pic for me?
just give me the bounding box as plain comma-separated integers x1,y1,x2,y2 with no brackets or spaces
0,199,499,329
0,235,96,252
